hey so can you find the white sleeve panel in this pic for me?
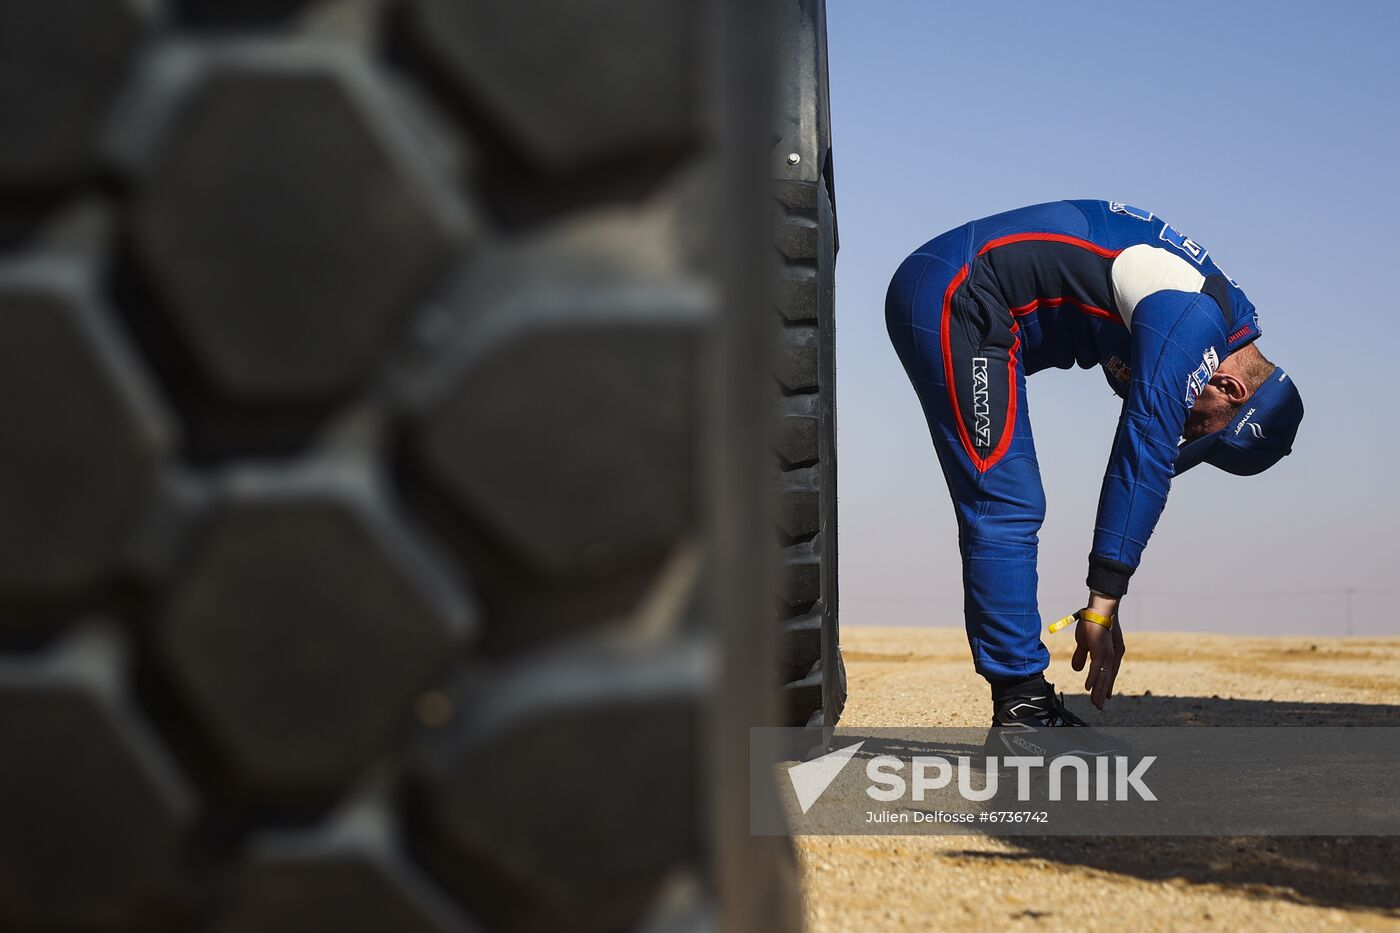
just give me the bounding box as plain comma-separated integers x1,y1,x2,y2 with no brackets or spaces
1110,244,1207,329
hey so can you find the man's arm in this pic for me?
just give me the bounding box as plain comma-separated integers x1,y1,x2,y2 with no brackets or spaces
1071,290,1225,708
1088,290,1228,597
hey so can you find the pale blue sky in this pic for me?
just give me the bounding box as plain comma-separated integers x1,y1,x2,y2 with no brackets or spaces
827,1,1400,635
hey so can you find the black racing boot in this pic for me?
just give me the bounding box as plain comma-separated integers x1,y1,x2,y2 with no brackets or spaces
985,677,1126,759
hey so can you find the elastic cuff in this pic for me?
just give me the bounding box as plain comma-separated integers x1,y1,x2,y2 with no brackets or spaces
1087,555,1135,598
988,672,1048,700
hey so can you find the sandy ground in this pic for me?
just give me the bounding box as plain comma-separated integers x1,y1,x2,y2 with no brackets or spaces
795,626,1400,932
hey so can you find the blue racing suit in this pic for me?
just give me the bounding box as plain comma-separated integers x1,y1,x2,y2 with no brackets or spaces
885,200,1261,679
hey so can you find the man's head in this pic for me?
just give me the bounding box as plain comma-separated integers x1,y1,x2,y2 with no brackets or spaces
1183,344,1276,439
1176,343,1304,476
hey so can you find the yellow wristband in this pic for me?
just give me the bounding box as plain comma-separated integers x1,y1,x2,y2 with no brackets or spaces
1079,609,1114,629
1048,608,1114,634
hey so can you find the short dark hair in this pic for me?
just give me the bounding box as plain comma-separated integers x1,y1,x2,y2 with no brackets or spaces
1221,347,1276,423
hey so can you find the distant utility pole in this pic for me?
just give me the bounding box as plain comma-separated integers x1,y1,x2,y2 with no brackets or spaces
1345,587,1356,636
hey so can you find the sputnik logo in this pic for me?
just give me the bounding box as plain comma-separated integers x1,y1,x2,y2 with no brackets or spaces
787,741,865,814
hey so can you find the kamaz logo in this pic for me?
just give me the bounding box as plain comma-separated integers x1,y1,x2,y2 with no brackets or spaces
972,357,991,449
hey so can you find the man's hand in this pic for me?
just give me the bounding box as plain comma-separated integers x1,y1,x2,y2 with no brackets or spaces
1070,592,1125,709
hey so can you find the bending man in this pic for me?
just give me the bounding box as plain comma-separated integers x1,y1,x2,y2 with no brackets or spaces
885,200,1304,746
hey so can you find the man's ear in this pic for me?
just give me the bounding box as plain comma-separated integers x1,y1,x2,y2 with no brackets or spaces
1209,371,1250,403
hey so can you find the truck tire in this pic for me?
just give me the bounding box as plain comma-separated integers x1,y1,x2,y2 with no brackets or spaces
0,2,798,931
773,0,845,730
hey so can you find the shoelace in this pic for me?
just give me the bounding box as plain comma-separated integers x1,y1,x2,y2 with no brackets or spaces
1043,691,1088,727
997,685,1089,727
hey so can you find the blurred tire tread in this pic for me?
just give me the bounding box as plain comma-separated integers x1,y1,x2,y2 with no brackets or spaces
0,1,807,931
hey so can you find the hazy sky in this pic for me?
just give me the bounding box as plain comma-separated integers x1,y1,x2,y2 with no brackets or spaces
827,0,1400,635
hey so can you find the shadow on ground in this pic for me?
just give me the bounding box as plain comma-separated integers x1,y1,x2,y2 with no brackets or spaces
961,694,1400,917
959,835,1399,917
1062,691,1400,727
